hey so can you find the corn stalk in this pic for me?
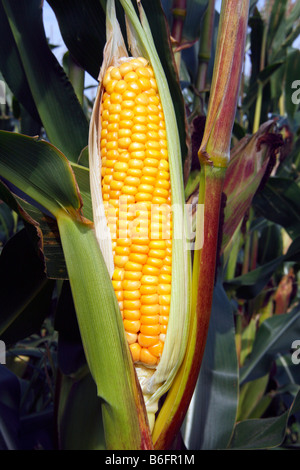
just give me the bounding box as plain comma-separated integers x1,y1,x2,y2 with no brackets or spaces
152,0,250,449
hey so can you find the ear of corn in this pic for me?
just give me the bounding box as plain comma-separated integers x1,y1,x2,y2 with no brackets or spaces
100,56,172,370
89,0,191,431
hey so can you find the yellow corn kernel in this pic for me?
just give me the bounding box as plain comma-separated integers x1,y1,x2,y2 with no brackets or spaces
140,304,160,315
157,284,171,295
148,341,164,358
123,319,141,334
123,290,141,300
140,324,161,336
124,271,143,281
142,264,161,277
140,285,157,295
140,348,157,366
147,257,163,269
138,334,159,348
130,343,141,362
141,315,160,325
126,332,137,345
100,57,172,367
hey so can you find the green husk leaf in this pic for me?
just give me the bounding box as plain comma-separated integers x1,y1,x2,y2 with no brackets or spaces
56,212,152,449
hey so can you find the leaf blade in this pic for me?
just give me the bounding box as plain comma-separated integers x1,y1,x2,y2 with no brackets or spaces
2,0,89,162
0,131,83,218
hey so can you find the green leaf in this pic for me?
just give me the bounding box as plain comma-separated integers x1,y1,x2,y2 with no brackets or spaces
182,281,238,450
257,221,283,266
240,305,300,384
237,374,270,421
70,163,93,222
184,170,200,200
2,0,89,162
0,228,55,342
181,0,209,42
224,236,300,299
0,131,83,218
239,317,257,367
0,366,21,450
246,7,264,129
16,201,68,280
270,0,300,62
0,139,92,279
19,104,42,137
229,388,300,449
57,371,105,450
266,0,287,53
54,281,86,375
47,0,106,80
284,49,300,126
243,62,284,111
225,251,284,299
0,2,41,124
258,61,284,84
77,146,89,169
0,200,15,245
0,179,68,280
253,177,300,241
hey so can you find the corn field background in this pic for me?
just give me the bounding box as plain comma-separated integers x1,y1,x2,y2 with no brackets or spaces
0,0,300,451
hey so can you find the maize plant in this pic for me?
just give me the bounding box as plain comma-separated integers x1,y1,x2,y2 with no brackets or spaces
0,0,300,452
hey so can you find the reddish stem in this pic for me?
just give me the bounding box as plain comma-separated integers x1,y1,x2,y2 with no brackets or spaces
171,0,187,45
154,168,225,450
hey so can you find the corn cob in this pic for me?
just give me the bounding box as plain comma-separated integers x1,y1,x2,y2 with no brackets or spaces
89,0,191,433
100,57,172,367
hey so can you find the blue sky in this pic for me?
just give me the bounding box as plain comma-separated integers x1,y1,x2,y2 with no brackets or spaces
43,2,67,64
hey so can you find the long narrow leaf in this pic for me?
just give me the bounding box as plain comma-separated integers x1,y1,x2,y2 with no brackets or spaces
224,235,300,299
47,0,106,80
2,0,88,162
0,228,55,341
182,281,238,450
229,388,300,449
240,306,300,383
0,1,41,124
0,131,83,219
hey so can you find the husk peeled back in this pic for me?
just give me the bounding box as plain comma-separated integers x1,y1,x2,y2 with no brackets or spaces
89,0,191,426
